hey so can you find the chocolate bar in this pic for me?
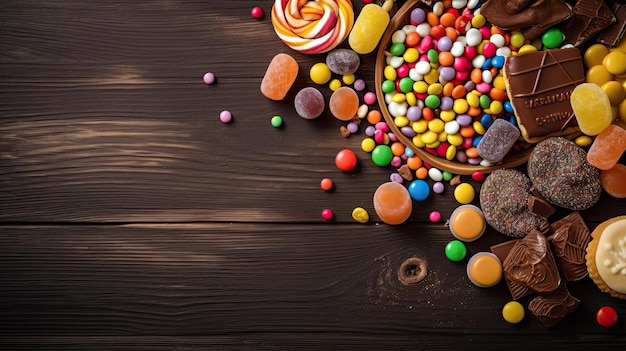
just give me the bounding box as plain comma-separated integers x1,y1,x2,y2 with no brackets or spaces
599,4,626,46
561,0,616,47
503,48,584,143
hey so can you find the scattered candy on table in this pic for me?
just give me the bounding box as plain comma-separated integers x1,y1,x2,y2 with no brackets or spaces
335,148,358,172
203,72,215,85
373,181,412,225
251,6,264,19
326,48,360,75
466,252,502,288
330,86,359,121
429,210,441,223
294,87,325,119
321,208,334,221
310,62,332,85
320,178,334,191
260,53,299,101
352,207,370,223
219,110,232,123
449,204,485,242
270,115,283,128
408,179,430,201
445,239,467,262
596,306,618,328
502,301,525,324
453,183,475,204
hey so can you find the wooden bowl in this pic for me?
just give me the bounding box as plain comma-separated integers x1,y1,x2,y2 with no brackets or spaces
374,0,532,175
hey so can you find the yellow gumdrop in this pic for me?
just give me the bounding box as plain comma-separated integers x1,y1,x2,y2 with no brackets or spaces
584,44,610,68
574,135,593,147
352,207,369,223
601,81,626,106
571,83,614,136
586,65,615,87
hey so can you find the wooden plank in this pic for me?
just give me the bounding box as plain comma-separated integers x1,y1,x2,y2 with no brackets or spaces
1,224,624,349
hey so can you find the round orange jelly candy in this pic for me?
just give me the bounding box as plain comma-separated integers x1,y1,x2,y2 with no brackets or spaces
449,205,486,242
466,252,502,288
373,182,412,225
329,86,359,121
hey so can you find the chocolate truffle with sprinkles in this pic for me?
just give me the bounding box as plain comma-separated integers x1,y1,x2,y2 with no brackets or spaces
480,169,551,238
527,137,601,211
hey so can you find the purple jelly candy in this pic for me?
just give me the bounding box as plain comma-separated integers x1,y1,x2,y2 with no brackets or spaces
476,118,521,163
294,87,325,119
326,48,360,75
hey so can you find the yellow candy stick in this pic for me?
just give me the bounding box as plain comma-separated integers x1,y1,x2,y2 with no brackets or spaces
348,3,390,54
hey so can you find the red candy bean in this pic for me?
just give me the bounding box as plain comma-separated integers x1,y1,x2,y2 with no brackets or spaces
455,15,471,34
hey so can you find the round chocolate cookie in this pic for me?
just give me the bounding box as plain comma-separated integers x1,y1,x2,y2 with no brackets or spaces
480,169,550,238
527,137,601,211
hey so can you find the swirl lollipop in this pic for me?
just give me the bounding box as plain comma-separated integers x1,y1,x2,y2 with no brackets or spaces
271,0,355,54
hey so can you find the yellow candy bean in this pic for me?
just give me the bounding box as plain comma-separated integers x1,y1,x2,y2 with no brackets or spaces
438,131,448,142
586,65,614,87
394,115,409,127
466,92,480,107
428,83,444,96
447,133,463,146
446,145,457,160
619,98,626,123
601,81,626,105
473,121,486,135
603,51,626,75
361,137,376,152
412,119,428,133
412,135,426,148
440,110,456,122
421,130,438,144
403,48,419,63
413,81,428,94
406,92,417,106
384,65,397,80
531,37,543,50
574,135,593,147
342,73,356,85
424,69,439,84
392,93,406,103
509,31,525,49
428,119,445,133
310,62,331,84
490,100,503,115
352,207,369,223
453,99,469,114
493,76,506,90
329,79,342,91
471,14,486,28
584,44,610,68
518,44,538,55
425,141,440,149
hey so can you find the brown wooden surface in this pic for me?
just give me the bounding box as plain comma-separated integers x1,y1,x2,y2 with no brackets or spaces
1,1,625,349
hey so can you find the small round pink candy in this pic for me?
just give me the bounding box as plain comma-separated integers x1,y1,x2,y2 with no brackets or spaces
472,171,485,182
219,110,232,123
429,211,442,223
251,6,264,19
364,91,377,105
321,208,334,221
203,72,215,85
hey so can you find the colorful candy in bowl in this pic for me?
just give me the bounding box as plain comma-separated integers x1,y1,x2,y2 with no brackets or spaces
375,0,534,174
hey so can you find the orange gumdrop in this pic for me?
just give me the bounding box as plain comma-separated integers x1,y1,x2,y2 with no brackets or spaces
329,87,359,121
260,53,299,101
600,164,626,198
373,182,412,225
587,125,626,170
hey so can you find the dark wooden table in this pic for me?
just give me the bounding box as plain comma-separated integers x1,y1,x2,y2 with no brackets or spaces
1,1,625,349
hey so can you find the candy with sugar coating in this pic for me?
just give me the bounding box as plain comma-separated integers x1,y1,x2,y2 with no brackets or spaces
476,119,520,163
587,125,626,170
348,3,389,54
571,83,613,136
260,53,299,101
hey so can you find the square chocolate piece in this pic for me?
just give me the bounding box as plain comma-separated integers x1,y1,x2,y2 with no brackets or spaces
503,48,584,143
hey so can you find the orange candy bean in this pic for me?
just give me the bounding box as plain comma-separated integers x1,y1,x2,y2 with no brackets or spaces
470,68,482,84
415,167,429,179
467,106,482,116
422,107,435,121
367,109,382,124
427,12,440,26
430,25,446,39
407,155,423,170
443,82,454,96
445,27,458,42
452,85,467,99
439,51,454,66
490,88,507,101
391,142,405,156
405,31,420,47
439,13,456,28
465,147,479,158
460,125,476,138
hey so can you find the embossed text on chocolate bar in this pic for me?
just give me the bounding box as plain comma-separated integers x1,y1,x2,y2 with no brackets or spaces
504,48,584,142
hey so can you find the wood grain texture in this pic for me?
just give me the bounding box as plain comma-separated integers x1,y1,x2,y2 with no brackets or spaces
1,224,625,350
1,0,625,349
